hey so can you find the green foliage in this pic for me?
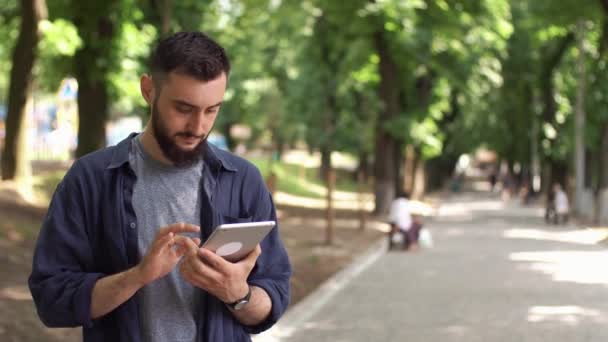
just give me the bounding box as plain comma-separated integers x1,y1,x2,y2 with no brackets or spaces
3,0,608,187
250,157,361,199
36,19,81,92
35,0,156,118
107,21,156,117
0,0,19,102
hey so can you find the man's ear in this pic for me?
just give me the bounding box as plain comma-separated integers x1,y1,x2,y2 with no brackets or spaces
140,74,155,105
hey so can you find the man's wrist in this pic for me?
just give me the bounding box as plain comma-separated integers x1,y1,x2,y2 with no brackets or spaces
227,282,250,303
130,265,148,288
225,284,252,310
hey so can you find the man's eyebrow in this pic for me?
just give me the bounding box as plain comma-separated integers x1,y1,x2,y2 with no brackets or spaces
208,101,223,109
171,100,223,110
172,99,200,110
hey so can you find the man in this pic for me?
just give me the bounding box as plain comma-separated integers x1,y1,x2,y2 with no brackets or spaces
553,183,570,224
387,191,413,250
29,32,291,341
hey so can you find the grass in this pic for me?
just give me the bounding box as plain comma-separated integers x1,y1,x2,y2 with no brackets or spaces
25,156,365,204
0,213,43,241
249,157,364,199
31,170,66,204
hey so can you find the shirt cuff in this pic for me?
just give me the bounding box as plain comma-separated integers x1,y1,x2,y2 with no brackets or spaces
76,272,107,328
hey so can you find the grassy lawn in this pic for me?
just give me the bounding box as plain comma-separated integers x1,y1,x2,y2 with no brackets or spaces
25,156,365,206
0,214,42,241
32,171,66,203
249,157,364,199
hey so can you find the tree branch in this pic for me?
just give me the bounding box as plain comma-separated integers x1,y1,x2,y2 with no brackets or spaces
600,0,608,14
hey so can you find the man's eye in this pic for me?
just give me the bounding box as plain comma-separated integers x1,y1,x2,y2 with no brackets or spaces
177,105,192,113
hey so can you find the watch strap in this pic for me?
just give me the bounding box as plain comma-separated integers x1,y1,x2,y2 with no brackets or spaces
226,285,252,310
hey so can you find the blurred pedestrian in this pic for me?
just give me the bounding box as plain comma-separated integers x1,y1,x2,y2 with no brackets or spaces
501,172,513,201
406,214,424,251
489,168,498,192
387,191,412,250
553,183,569,224
544,186,556,224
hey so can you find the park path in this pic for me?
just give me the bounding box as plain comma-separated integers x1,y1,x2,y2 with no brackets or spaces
262,191,608,342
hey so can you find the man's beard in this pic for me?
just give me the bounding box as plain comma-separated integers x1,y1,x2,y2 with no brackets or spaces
151,98,206,167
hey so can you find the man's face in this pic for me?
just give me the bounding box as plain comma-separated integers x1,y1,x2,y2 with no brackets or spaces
150,72,226,166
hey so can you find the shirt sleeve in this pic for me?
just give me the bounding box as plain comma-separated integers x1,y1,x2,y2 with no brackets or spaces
242,167,292,334
28,163,106,328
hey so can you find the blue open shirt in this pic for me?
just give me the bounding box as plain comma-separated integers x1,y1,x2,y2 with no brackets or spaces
28,133,291,341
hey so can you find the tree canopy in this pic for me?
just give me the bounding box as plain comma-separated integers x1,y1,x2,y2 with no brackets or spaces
2,0,608,215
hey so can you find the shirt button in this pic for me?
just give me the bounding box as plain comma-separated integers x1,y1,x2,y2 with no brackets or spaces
130,222,136,229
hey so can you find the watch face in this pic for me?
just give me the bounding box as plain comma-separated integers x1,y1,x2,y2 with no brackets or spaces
233,299,248,310
229,285,252,310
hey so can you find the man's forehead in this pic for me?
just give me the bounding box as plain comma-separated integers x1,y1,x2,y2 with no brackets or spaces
163,71,226,85
160,72,226,105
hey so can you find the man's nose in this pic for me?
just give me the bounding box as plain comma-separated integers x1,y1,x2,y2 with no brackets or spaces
187,112,206,136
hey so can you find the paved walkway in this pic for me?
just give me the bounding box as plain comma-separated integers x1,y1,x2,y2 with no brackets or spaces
259,192,608,342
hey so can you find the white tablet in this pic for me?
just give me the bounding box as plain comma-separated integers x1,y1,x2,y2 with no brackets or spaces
201,221,276,262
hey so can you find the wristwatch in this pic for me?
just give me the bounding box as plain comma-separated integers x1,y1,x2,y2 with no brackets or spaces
226,285,252,311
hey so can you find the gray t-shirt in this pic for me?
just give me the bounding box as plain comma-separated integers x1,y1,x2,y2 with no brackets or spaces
129,134,202,342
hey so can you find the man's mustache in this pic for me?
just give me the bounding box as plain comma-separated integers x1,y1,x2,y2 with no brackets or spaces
175,132,205,139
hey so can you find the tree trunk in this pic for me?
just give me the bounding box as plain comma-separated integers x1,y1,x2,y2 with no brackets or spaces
321,95,336,243
403,144,416,194
75,73,109,157
574,20,586,215
372,30,399,215
538,31,575,196
320,146,331,183
73,8,117,157
413,158,426,200
358,169,367,231
599,4,608,191
393,141,404,196
325,168,335,245
540,33,575,124
357,151,369,184
530,111,541,193
425,156,458,192
425,88,460,192
1,0,46,180
601,123,608,189
156,0,172,37
315,13,337,184
410,148,420,195
598,123,608,224
548,160,568,189
600,0,608,25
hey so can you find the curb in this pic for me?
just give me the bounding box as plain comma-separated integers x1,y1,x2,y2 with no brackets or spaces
253,236,388,341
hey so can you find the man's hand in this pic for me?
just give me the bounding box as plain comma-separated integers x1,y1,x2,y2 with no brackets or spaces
136,223,201,286
91,223,200,319
179,238,261,303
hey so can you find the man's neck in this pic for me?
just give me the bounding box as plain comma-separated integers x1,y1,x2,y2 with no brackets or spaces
140,126,174,166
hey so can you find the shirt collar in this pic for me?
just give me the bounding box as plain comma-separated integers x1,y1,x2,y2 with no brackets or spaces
107,132,237,172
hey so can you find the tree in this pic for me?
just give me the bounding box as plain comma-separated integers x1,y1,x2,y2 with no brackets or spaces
372,26,400,214
71,1,124,157
1,0,47,180
0,0,20,98
574,20,586,215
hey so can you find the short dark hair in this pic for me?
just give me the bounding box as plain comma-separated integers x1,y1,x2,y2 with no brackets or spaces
149,31,230,84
